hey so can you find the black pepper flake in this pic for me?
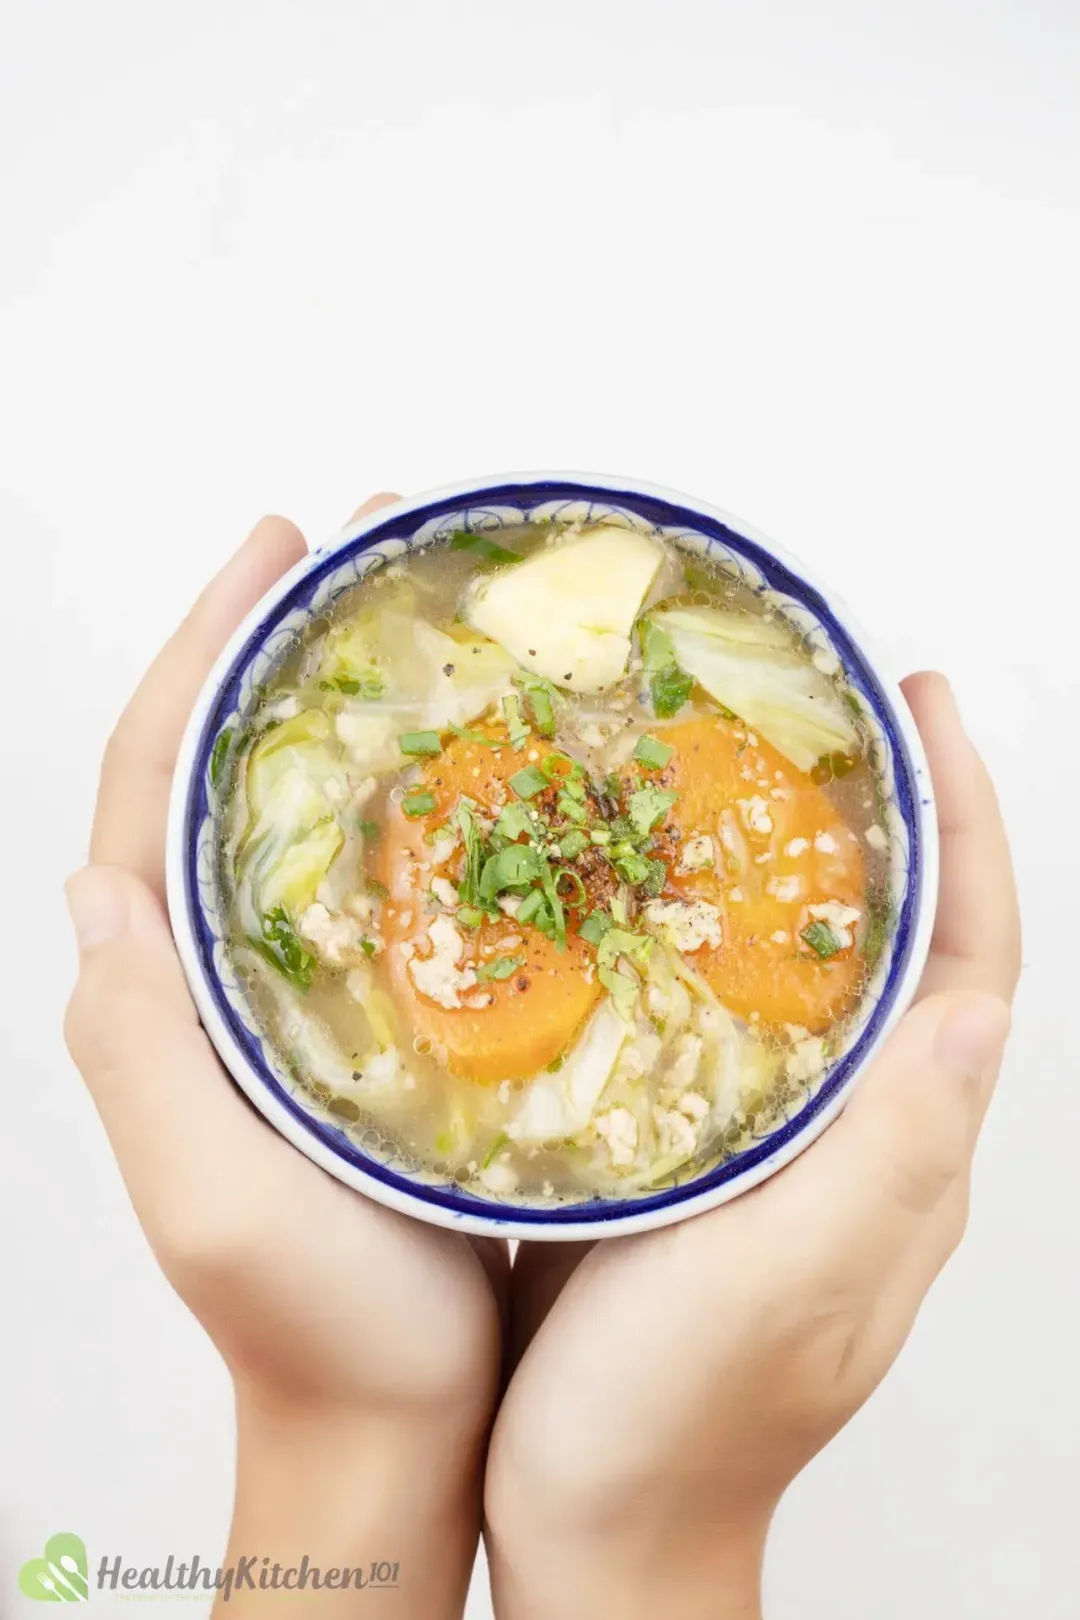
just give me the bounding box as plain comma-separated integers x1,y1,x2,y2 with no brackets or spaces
515,976,529,992
528,648,537,657
443,662,455,676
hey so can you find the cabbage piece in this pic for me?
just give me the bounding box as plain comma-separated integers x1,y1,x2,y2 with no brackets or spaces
463,526,664,693
324,611,517,759
649,604,860,773
236,710,347,936
512,999,630,1144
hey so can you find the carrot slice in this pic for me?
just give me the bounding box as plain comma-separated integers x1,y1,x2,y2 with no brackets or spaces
655,717,867,1032
379,729,600,1084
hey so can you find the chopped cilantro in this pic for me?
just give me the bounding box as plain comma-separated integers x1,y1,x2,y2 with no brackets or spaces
579,910,613,946
509,764,548,799
476,956,524,983
493,800,536,842
627,785,678,838
249,907,317,991
651,667,693,718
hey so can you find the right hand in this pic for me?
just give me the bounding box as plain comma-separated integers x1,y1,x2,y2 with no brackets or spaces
486,673,1020,1620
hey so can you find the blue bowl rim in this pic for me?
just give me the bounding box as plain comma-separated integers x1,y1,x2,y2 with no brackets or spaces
165,471,938,1241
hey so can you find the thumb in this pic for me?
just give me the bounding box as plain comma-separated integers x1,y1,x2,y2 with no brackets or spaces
64,864,261,1248
836,991,1012,1220
767,990,1011,1296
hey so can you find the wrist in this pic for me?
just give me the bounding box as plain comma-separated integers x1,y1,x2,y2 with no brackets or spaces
219,1380,486,1616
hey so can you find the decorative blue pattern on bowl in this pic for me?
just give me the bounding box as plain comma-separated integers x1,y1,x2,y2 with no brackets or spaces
171,475,934,1236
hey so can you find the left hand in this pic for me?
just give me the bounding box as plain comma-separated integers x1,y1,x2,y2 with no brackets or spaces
64,499,506,1616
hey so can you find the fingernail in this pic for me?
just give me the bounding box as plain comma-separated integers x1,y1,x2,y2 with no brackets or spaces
65,867,130,952
935,995,1010,1083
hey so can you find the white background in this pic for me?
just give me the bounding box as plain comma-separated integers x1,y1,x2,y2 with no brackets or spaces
2,1,1078,1615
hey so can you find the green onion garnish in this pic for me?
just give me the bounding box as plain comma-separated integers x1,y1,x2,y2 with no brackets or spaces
399,730,443,757
449,530,522,566
558,829,590,859
403,790,436,818
457,905,484,929
502,693,530,750
633,734,674,770
801,920,843,959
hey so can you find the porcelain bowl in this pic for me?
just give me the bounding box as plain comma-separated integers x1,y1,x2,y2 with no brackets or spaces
166,472,938,1241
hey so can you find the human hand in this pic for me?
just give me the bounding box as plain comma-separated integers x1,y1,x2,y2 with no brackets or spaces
485,673,1019,1620
64,500,506,1617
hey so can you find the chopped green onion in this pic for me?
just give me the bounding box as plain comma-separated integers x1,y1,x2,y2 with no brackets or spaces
528,687,555,736
640,857,667,897
455,799,486,907
639,616,676,672
613,849,651,886
538,861,567,951
540,751,574,781
449,530,522,567
457,905,485,929
509,764,548,799
450,723,503,747
634,734,674,770
357,817,380,841
553,867,588,910
481,1131,510,1167
209,726,233,788
403,790,436,818
476,955,524,983
590,828,612,846
360,939,377,959
578,910,613,946
557,793,589,825
516,890,549,928
801,920,843,959
558,829,590,859
399,730,443,757
502,693,530,750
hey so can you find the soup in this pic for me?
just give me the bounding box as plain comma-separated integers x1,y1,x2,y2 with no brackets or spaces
215,519,894,1204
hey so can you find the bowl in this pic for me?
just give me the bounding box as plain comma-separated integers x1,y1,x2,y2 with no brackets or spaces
166,472,938,1240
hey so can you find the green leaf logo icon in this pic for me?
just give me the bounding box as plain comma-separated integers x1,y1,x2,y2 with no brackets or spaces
18,1534,89,1602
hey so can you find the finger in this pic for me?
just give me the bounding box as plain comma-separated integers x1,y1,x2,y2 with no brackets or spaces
347,491,402,523
92,516,308,894
902,671,1021,1002
64,863,272,1259
739,990,1011,1299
